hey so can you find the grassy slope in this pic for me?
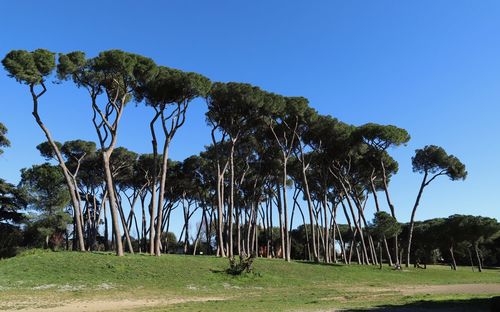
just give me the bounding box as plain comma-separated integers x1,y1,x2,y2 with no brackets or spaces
0,250,498,311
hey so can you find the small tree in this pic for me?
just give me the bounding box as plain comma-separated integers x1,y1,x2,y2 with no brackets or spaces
406,145,467,267
20,163,71,250
368,211,401,269
0,179,26,257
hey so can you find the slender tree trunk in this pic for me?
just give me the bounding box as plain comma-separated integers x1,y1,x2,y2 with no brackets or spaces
406,172,428,267
370,179,393,266
335,221,347,263
227,141,236,257
103,200,109,251
380,162,400,266
302,167,319,262
449,246,457,271
282,160,291,262
154,137,171,256
467,247,475,272
323,194,330,263
30,84,86,251
216,171,226,257
277,184,286,259
344,192,370,264
102,153,124,256
474,242,482,272
117,198,134,254
237,207,242,255
147,112,161,255
379,242,383,269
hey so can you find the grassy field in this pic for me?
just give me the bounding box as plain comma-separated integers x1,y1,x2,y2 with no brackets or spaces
0,250,498,311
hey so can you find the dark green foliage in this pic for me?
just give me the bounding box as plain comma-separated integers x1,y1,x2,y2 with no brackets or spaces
137,66,211,106
410,219,444,264
405,215,500,266
61,140,96,159
2,49,56,85
0,223,23,258
0,122,10,155
161,231,178,253
0,179,26,258
19,163,71,250
447,214,500,245
227,253,256,275
20,163,70,213
207,82,279,136
355,123,410,150
56,51,86,80
36,141,62,160
58,50,158,106
412,145,467,181
24,211,71,250
369,212,401,241
0,179,26,224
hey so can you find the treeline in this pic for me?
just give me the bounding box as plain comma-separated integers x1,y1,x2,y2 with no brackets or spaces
0,49,479,269
288,214,500,271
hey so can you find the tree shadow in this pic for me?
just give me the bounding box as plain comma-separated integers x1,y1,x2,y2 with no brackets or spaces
345,297,497,311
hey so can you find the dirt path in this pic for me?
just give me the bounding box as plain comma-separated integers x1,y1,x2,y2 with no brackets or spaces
1,296,225,312
3,284,499,312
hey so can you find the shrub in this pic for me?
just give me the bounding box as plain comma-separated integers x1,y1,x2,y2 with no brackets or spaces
226,253,256,275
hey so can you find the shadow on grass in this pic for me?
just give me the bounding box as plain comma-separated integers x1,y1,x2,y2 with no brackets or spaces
345,297,498,311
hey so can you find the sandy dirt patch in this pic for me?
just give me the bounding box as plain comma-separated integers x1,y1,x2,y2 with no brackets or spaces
1,296,224,312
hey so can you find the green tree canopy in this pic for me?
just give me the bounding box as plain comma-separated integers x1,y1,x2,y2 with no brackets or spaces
2,49,56,85
369,211,401,241
19,163,70,214
0,123,10,155
412,145,467,182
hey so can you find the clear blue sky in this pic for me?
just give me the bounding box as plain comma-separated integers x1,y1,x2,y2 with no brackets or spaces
1,1,499,229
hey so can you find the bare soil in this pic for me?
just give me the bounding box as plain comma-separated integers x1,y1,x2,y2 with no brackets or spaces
1,296,224,312
2,283,499,311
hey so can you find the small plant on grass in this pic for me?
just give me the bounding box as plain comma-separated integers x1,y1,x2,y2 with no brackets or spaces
226,252,256,275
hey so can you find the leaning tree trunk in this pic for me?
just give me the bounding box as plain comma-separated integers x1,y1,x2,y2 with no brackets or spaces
381,161,399,265
323,193,330,263
302,167,319,262
406,172,428,267
102,153,124,256
467,247,475,272
154,137,172,256
148,113,160,255
474,242,483,272
449,246,457,271
30,84,86,251
370,178,393,266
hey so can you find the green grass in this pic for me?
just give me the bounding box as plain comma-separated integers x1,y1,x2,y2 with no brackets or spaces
0,249,498,311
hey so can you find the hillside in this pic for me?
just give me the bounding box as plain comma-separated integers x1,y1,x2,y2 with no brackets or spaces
0,250,499,311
